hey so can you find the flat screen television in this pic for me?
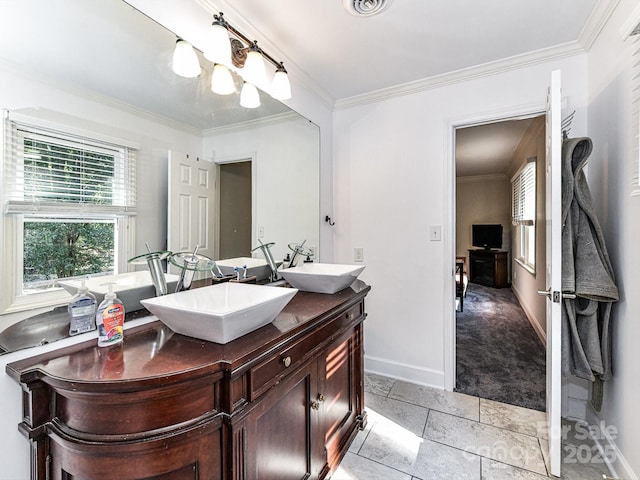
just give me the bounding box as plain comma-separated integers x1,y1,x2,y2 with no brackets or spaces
472,224,503,250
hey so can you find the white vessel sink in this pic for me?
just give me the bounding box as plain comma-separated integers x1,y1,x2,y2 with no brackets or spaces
279,263,366,294
140,283,297,344
215,257,278,281
59,271,180,312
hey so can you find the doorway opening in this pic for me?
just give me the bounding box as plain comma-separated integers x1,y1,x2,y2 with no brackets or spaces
454,114,547,411
217,160,252,259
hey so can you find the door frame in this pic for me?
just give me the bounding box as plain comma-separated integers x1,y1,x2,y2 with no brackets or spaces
444,104,546,391
212,152,257,260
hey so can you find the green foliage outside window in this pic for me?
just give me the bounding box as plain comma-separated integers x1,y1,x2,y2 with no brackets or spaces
23,221,115,286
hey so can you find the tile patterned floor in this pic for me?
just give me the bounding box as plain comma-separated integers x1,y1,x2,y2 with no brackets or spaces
332,373,612,480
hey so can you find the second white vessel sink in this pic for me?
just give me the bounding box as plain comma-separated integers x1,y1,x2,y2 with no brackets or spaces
279,263,365,294
141,282,297,344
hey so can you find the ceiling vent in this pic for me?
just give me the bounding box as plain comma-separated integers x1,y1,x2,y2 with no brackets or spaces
343,0,392,17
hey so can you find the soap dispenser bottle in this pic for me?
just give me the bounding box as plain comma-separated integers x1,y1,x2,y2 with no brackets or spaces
96,283,124,347
68,279,97,336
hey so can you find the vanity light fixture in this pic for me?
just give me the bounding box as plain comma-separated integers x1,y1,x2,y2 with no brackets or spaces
242,41,267,86
240,82,261,108
271,62,292,100
172,39,201,78
204,13,232,64
211,64,235,95
171,11,292,105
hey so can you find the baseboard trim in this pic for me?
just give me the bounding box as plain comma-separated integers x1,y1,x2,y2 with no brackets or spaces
585,408,639,480
511,283,546,345
364,355,445,389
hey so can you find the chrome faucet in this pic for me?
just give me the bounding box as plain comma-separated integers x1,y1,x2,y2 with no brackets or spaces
287,241,313,268
254,240,279,282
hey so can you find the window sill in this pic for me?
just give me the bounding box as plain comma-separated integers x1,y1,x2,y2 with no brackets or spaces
514,258,536,276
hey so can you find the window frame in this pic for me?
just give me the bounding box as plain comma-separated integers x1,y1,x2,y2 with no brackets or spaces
1,112,137,314
511,158,537,273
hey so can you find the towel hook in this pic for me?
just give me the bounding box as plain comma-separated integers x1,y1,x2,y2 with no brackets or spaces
325,215,336,226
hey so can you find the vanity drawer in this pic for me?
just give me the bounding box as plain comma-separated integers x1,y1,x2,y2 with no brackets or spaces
248,302,363,401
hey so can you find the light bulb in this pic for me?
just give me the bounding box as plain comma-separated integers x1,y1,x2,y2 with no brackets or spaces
242,43,266,86
271,64,291,100
172,39,200,78
211,64,235,95
204,20,231,65
240,82,261,108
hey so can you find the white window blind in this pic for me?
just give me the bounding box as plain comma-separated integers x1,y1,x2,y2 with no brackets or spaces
512,160,536,226
3,115,136,216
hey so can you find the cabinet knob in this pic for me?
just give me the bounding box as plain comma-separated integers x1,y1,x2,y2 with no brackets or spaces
282,356,292,368
318,394,326,402
310,400,320,410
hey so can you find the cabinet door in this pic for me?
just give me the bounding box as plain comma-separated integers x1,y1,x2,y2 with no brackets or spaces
47,420,223,480
241,360,320,480
318,326,363,473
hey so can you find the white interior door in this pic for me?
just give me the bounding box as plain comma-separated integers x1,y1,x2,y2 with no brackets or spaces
167,150,216,275
540,69,563,477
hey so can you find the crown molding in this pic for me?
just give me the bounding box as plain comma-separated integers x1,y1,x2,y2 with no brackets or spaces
202,110,300,136
335,41,586,110
619,1,640,39
578,0,621,48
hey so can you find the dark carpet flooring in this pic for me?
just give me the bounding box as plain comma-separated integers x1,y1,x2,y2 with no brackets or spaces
455,283,546,411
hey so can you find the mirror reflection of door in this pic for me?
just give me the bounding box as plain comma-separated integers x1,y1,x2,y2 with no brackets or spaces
218,161,252,259
167,151,216,276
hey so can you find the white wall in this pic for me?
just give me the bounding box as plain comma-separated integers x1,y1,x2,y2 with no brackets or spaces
455,175,511,260
584,0,640,477
203,116,320,263
509,117,548,340
333,55,589,387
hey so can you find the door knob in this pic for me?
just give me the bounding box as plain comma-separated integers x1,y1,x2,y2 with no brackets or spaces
537,289,576,302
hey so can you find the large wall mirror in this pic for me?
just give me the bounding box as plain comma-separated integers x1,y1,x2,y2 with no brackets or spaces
0,0,320,354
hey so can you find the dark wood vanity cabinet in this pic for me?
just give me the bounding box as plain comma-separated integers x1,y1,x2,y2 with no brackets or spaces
236,322,363,479
7,283,369,480
48,417,224,479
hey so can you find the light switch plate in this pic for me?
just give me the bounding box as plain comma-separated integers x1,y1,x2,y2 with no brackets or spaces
430,225,441,241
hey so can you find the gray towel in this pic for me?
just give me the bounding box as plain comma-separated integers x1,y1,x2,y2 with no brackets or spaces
560,137,618,409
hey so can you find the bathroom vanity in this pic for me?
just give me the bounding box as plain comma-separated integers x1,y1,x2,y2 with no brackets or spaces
7,281,370,480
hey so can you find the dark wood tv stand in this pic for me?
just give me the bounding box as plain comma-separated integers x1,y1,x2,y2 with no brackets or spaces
468,249,509,288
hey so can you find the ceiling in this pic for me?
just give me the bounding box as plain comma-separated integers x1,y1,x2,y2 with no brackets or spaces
201,0,602,102
455,117,540,178
2,0,610,174
129,0,607,175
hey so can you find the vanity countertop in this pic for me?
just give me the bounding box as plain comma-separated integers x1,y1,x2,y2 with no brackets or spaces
6,280,371,389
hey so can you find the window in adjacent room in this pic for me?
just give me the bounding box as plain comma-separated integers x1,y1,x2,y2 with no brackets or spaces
511,158,536,272
1,112,137,313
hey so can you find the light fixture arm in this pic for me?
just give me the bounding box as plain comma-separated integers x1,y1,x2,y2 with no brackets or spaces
216,12,286,71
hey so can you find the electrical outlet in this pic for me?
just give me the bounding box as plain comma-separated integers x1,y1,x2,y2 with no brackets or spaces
258,226,264,238
354,247,364,262
308,245,317,258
